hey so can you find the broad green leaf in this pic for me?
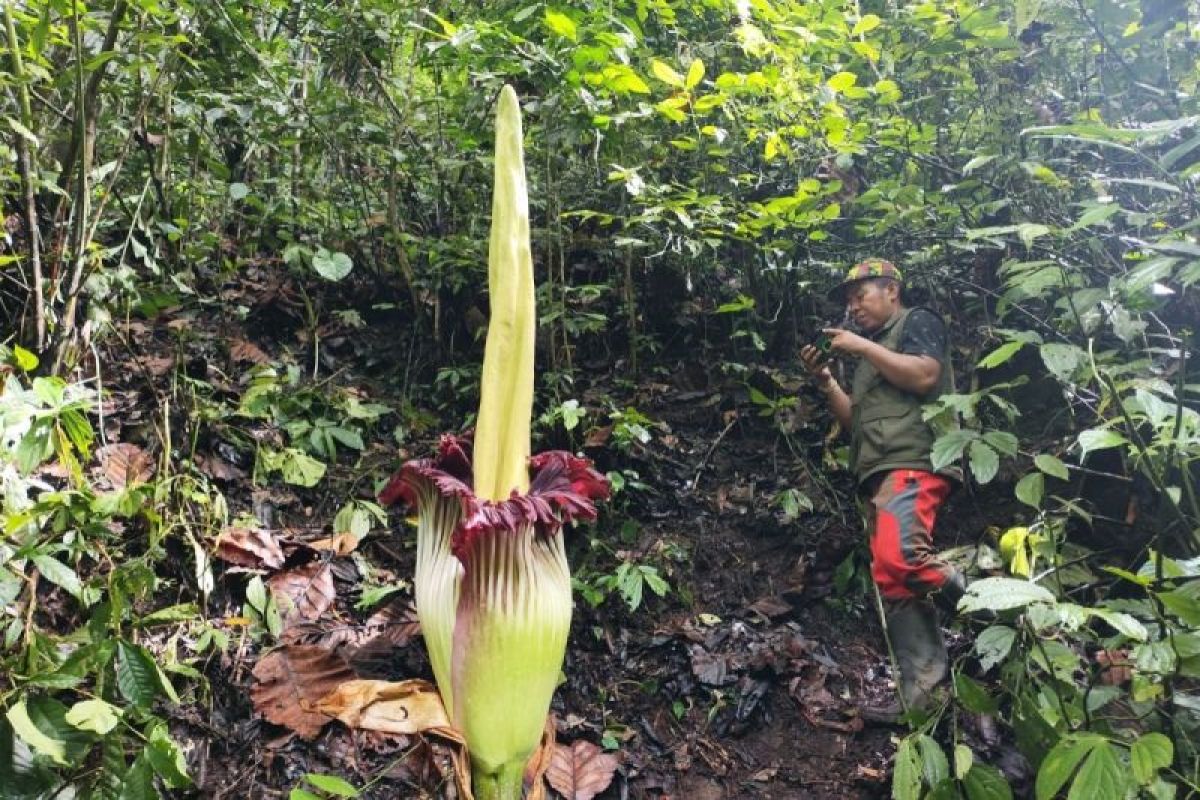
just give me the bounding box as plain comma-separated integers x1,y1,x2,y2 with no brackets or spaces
1067,743,1125,800
954,744,974,780
271,448,326,487
31,555,84,602
543,10,577,41
917,734,949,786
119,754,155,800
311,248,353,282
964,762,1013,800
852,14,882,35
1076,429,1127,457
603,64,650,94
1034,454,1069,480
893,736,923,800
136,603,200,627
968,441,1000,484
6,701,66,765
145,722,191,788
1068,202,1120,232
959,577,1055,613
1017,223,1051,248
1036,735,1103,800
305,773,360,797
954,673,998,714
650,59,684,88
117,640,165,709
1015,472,1044,508
4,116,40,146
1039,343,1083,382
1131,733,1173,785
685,58,705,90
931,429,976,471
978,341,1023,369
228,182,249,200
1088,608,1147,641
964,154,998,175
291,791,323,800
828,71,857,93
11,345,39,372
64,699,120,735
982,430,1019,456
974,625,1016,672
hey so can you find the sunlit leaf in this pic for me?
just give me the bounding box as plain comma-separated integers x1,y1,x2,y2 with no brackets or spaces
543,10,577,41
827,71,857,93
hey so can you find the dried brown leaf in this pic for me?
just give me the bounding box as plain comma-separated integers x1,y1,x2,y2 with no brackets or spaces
315,679,455,736
231,338,271,364
747,596,793,620
546,740,620,800
195,453,246,482
689,646,729,687
268,562,336,623
583,426,612,448
250,645,355,739
134,355,175,376
216,526,285,570
96,443,155,488
523,719,556,800
308,531,361,556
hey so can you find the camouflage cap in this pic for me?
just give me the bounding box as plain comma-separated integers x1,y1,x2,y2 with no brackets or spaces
827,258,903,301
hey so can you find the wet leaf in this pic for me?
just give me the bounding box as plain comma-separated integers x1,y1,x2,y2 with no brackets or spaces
96,443,155,488
216,526,285,570
250,646,355,740
546,739,620,800
268,563,337,624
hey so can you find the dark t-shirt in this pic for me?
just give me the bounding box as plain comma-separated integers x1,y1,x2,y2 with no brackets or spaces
893,307,947,359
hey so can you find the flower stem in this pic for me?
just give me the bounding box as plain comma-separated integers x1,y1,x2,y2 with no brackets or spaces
472,759,526,800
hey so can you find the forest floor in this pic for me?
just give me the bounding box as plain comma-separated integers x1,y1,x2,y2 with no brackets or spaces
96,273,1012,799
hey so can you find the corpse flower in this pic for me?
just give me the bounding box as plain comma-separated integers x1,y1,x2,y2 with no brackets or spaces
379,86,609,800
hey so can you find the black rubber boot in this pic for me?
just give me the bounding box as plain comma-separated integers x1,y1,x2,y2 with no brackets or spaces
887,598,949,710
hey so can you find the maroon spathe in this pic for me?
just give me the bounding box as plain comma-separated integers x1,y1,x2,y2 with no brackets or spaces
378,433,610,561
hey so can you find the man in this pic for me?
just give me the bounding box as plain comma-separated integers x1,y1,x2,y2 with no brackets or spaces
800,258,966,723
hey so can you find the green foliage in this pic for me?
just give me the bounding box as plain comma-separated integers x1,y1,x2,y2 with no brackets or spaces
0,369,201,797
0,0,1197,794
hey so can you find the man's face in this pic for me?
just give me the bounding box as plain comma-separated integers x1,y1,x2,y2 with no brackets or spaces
845,279,899,332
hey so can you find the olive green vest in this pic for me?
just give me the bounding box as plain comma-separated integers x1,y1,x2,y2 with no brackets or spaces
848,307,958,485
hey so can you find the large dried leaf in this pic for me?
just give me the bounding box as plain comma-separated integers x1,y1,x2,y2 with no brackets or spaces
268,562,336,623
308,531,360,556
315,679,456,737
230,338,271,364
522,719,556,800
96,443,155,488
546,740,620,800
216,526,284,570
195,453,246,482
250,645,354,739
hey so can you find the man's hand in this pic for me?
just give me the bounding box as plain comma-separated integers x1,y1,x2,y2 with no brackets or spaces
799,344,834,386
825,327,942,396
822,327,870,357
